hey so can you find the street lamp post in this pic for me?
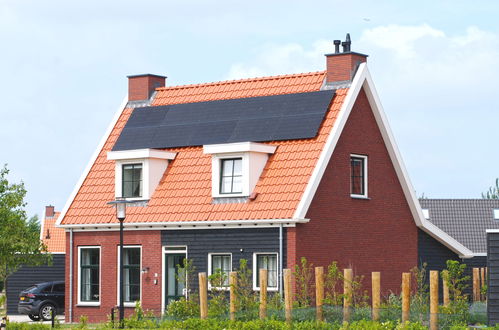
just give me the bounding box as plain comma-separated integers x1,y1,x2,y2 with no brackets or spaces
108,199,127,328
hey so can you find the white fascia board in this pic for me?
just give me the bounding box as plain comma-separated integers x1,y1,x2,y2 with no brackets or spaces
487,229,499,234
58,218,309,231
293,63,473,258
56,96,129,227
107,149,176,160
473,253,487,257
203,142,277,155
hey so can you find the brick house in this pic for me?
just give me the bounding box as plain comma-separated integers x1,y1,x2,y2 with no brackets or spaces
56,36,472,322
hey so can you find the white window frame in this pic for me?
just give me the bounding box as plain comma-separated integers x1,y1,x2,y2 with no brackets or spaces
207,253,232,291
252,252,279,291
350,154,368,199
115,159,146,201
77,246,101,306
116,245,142,308
212,153,248,197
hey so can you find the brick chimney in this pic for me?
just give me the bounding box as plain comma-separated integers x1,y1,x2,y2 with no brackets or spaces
325,34,368,84
45,205,55,218
127,74,167,101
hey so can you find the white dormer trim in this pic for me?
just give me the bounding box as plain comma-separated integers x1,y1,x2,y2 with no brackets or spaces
107,148,177,200
203,142,276,155
107,149,176,161
204,142,276,198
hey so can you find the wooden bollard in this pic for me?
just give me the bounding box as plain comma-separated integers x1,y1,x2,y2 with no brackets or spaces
481,267,486,301
229,271,237,321
473,268,480,302
430,270,438,330
442,270,450,307
284,268,292,323
372,272,380,321
402,272,410,323
259,269,268,319
343,268,353,322
315,267,324,322
199,272,208,319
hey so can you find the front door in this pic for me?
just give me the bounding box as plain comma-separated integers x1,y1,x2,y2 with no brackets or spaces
165,253,186,305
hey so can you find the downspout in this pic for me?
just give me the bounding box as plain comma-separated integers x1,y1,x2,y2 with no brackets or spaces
279,224,283,297
69,229,73,323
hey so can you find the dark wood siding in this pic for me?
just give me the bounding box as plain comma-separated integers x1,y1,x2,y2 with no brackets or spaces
418,229,459,271
6,254,65,315
488,233,499,325
161,228,286,291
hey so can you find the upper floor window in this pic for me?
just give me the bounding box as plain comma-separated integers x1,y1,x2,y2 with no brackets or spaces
350,155,367,198
220,158,243,194
122,164,142,198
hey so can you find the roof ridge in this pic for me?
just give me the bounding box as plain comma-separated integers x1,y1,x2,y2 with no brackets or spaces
157,70,326,91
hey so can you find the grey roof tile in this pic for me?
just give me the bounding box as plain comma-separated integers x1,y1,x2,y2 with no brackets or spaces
419,199,499,254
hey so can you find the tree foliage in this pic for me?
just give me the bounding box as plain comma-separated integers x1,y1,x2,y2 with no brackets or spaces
482,178,499,199
0,164,51,285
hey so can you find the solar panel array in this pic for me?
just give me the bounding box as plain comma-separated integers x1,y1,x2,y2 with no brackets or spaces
112,89,335,151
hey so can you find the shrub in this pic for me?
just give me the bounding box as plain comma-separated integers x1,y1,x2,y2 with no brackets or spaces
293,257,314,307
324,261,343,306
166,296,200,320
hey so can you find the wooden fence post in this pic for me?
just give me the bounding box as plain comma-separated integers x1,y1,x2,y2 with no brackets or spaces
481,267,486,301
473,267,480,302
284,268,292,323
229,271,237,321
315,266,324,322
372,272,380,321
402,272,410,323
199,272,208,319
430,270,438,330
259,269,268,319
343,268,352,322
442,270,450,307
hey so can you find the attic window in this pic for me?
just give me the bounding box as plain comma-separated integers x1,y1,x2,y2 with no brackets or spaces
204,142,277,198
122,164,143,198
422,209,430,219
494,209,499,220
350,154,368,198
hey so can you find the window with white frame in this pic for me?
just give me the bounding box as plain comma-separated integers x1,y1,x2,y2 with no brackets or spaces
253,253,278,290
209,253,231,288
122,247,141,303
350,155,368,198
220,159,243,194
79,247,100,303
122,163,143,198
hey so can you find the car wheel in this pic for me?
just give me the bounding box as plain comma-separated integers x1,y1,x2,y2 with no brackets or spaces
28,314,41,321
39,303,56,321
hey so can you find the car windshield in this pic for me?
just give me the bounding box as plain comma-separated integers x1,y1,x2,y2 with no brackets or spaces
24,286,37,292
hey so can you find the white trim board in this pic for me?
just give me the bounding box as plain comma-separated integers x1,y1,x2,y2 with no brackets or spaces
293,63,473,258
56,95,128,227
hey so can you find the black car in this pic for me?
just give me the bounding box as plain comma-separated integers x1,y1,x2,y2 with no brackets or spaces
18,281,65,321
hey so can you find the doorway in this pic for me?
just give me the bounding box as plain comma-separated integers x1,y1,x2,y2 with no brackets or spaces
164,247,187,306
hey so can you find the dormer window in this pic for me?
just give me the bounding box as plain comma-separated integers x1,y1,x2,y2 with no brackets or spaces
204,142,277,198
220,158,243,194
122,164,143,198
107,149,176,200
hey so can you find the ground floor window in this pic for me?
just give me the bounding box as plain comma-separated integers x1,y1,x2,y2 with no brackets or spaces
254,253,278,290
209,253,232,288
79,247,100,303
122,247,141,303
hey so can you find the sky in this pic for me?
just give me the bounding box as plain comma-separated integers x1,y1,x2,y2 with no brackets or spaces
1,0,499,219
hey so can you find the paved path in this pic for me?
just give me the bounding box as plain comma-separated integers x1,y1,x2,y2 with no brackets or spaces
7,314,65,324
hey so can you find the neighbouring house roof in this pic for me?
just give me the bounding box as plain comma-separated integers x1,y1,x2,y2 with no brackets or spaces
60,71,340,225
40,211,65,253
419,199,499,254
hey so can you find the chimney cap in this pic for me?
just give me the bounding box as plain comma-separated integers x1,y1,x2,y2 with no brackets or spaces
127,73,167,79
325,33,368,57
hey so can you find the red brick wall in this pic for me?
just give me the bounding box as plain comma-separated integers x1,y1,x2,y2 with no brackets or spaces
326,54,367,83
289,88,418,296
65,230,162,323
128,75,165,101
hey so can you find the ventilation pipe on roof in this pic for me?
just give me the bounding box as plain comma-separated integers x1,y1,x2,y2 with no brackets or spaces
333,40,341,54
342,33,351,53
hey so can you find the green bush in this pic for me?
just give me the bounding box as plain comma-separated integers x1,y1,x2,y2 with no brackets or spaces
4,323,51,330
166,296,200,320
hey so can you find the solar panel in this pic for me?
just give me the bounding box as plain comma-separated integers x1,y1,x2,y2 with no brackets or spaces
112,89,335,151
